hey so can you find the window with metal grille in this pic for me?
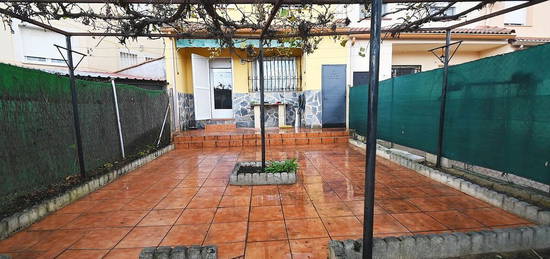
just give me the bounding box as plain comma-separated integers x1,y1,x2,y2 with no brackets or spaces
120,52,138,68
250,57,300,92
391,65,421,78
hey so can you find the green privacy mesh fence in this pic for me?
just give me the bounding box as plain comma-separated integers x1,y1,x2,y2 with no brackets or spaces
0,63,170,204
350,43,550,184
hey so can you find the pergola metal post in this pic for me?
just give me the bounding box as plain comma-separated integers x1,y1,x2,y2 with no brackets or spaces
259,42,267,171
362,0,383,257
436,29,451,168
65,35,87,178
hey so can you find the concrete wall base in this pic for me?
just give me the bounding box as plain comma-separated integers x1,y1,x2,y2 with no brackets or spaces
139,246,217,259
348,139,549,225
329,225,550,259
0,144,174,240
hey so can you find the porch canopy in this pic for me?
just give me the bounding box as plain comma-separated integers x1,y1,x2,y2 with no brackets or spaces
1,0,547,258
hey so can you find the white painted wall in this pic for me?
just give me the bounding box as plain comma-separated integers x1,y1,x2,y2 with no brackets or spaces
117,58,166,80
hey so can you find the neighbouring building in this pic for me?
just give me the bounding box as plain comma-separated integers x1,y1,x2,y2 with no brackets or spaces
0,19,164,73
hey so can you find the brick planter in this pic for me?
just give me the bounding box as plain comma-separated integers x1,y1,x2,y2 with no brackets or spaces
229,161,297,185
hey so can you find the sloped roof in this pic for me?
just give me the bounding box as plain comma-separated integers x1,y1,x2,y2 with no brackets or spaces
348,26,515,35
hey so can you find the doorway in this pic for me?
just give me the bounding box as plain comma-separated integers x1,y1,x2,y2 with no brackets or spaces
322,64,346,128
210,58,233,119
191,54,233,120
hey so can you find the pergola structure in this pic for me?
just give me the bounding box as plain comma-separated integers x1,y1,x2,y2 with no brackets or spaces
1,0,547,257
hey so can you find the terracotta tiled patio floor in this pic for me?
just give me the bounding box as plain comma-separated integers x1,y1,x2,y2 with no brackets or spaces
0,144,533,259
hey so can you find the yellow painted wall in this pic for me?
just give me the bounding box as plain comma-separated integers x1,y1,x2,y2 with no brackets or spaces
302,37,349,91
169,45,302,94
392,51,481,72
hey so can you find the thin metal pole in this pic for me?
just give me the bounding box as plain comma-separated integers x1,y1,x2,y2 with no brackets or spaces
259,42,267,172
157,103,170,147
111,79,125,159
363,0,382,257
436,29,451,168
66,36,86,178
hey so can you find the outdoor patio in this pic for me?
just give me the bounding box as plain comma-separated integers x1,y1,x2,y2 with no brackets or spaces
0,143,533,259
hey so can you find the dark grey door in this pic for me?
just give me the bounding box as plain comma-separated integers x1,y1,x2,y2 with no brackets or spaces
322,65,346,128
353,71,369,86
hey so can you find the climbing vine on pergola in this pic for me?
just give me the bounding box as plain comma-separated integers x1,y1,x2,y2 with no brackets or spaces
1,0,504,56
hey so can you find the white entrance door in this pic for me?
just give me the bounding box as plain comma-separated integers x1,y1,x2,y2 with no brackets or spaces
191,54,212,120
209,58,233,119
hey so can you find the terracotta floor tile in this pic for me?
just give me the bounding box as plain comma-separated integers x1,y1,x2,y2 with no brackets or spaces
205,222,248,243
322,216,363,237
280,192,311,205
462,208,531,227
196,187,226,197
219,195,251,208
176,208,217,225
160,224,210,246
203,178,229,187
29,213,80,230
344,201,387,216
251,194,281,207
390,187,430,198
315,202,354,217
282,204,319,219
154,196,193,210
372,214,409,235
437,195,492,210
245,241,292,259
207,242,245,259
178,178,206,188
56,249,109,259
224,186,252,196
104,248,143,259
213,207,249,223
58,200,101,214
250,206,284,221
0,231,49,252
377,199,420,213
71,227,131,249
123,199,158,211
187,196,222,209
252,186,279,195
105,210,149,228
1,143,535,259
116,226,170,248
61,213,109,229
166,187,200,197
89,198,132,212
309,191,343,204
30,229,87,255
285,218,329,239
289,238,330,259
406,197,454,212
138,209,182,226
392,213,448,232
247,220,287,242
428,210,485,229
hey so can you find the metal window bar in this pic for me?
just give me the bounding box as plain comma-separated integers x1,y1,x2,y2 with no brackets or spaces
250,57,300,92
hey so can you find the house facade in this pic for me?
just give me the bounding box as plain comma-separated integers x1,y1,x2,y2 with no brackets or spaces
161,1,550,131
165,37,349,130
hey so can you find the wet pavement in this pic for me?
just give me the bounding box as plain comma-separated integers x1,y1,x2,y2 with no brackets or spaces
0,144,533,259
